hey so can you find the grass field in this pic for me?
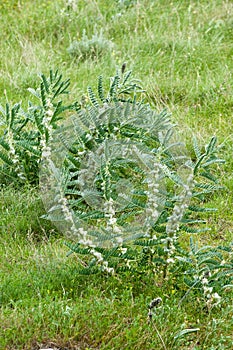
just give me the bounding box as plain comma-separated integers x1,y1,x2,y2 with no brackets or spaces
0,0,233,349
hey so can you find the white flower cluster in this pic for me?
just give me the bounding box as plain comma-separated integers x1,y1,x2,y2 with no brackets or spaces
58,194,91,245
7,129,25,180
162,236,177,260
58,195,77,234
8,130,18,163
42,99,54,134
90,249,114,274
66,0,78,11
166,173,194,239
104,198,123,244
163,173,194,263
40,98,54,161
166,173,194,237
57,188,115,273
144,164,161,237
201,272,221,308
41,139,52,159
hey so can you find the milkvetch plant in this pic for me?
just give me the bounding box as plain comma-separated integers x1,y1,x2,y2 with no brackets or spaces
178,237,233,310
1,69,231,307
39,69,231,302
0,70,78,185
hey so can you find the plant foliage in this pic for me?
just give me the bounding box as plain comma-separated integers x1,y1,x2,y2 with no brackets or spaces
38,69,231,308
2,68,230,307
0,70,78,185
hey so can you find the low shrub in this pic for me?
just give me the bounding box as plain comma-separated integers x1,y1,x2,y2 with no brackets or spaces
1,69,232,308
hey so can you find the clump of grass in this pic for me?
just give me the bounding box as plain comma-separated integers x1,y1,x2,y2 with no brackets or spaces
0,185,56,239
67,28,113,61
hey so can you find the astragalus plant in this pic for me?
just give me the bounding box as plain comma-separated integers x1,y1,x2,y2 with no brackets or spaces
39,69,231,298
2,69,230,305
0,70,78,185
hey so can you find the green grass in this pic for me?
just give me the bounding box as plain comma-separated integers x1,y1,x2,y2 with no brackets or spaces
1,207,232,349
1,0,233,349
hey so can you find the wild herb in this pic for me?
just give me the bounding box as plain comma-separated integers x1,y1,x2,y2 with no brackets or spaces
1,69,230,307
0,70,78,185
38,69,231,307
